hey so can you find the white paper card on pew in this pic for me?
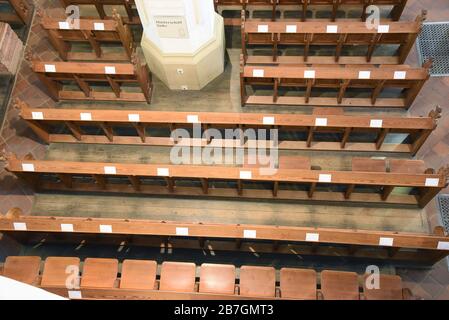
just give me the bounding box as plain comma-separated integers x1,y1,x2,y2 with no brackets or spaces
22,163,35,172
58,21,70,29
60,223,74,232
68,291,82,299
370,119,383,128
326,25,338,33
80,113,92,121
257,25,268,32
31,112,44,120
240,171,252,179
378,25,390,33
437,241,449,250
315,118,327,126
263,116,275,125
243,229,257,239
394,71,407,80
157,168,170,177
128,114,140,122
425,178,440,187
379,237,394,246
187,114,199,123
104,66,116,74
252,69,264,77
44,64,56,73
305,232,319,242
104,166,117,175
358,71,371,79
286,25,297,33
175,227,189,236
304,70,316,79
94,22,105,31
13,222,27,231
99,224,112,233
318,174,332,183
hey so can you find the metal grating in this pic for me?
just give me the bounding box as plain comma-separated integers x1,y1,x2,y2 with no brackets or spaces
437,195,449,234
417,22,449,77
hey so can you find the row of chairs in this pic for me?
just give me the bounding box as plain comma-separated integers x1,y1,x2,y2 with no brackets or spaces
0,256,415,300
3,151,448,207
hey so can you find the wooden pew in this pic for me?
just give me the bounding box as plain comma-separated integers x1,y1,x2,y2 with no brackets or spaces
3,152,447,207
0,0,33,26
214,0,409,25
58,0,139,24
240,59,431,108
29,55,152,102
0,256,417,300
2,208,449,264
15,99,441,155
39,10,135,61
241,11,425,65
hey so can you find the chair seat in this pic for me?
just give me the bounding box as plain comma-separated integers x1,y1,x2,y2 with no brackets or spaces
363,274,403,300
239,266,276,298
80,258,118,288
280,268,317,299
199,263,236,295
120,259,157,290
41,257,80,287
321,270,360,300
159,262,196,292
3,256,41,285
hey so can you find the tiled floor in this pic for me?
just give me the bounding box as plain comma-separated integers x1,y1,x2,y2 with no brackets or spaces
0,0,449,299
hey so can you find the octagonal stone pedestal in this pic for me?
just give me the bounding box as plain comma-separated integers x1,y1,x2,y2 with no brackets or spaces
140,13,225,91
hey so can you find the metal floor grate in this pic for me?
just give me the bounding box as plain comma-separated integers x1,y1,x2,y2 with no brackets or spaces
417,22,449,77
437,195,449,234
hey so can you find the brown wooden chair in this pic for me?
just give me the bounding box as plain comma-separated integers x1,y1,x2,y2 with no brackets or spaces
3,256,41,285
280,268,317,299
239,265,276,297
320,270,360,300
41,257,80,287
119,259,157,290
199,263,236,295
159,261,196,292
80,258,118,288
362,274,404,300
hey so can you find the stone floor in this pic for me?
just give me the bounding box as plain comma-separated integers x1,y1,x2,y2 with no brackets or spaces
0,0,449,299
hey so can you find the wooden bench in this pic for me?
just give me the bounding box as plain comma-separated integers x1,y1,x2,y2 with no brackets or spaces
39,10,135,61
242,11,425,65
2,208,449,265
15,99,441,155
240,59,431,108
0,0,33,26
4,152,447,207
29,55,152,102
214,0,408,25
0,256,417,300
59,0,139,24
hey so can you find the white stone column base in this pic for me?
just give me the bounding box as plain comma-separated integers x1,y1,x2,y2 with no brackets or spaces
140,13,225,90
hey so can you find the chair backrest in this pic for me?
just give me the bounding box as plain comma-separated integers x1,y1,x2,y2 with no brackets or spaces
80,258,118,288
3,256,41,285
41,257,80,287
239,266,276,297
280,268,317,299
159,262,196,292
199,263,236,294
321,270,360,300
363,274,403,300
119,259,157,290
